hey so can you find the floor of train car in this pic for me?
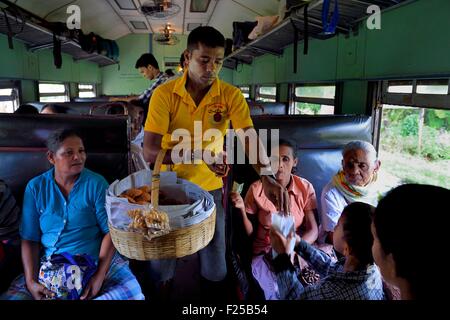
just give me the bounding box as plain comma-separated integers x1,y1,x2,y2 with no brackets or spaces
131,252,234,301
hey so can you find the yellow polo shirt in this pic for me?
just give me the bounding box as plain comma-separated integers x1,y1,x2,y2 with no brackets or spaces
144,71,253,191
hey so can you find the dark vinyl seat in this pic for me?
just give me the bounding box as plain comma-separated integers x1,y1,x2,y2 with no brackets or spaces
0,113,130,205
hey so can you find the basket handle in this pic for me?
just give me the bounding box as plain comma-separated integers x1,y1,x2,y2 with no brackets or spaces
151,148,167,209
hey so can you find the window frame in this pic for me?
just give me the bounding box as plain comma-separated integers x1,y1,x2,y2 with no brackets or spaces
238,85,250,99
381,79,450,110
372,78,450,153
38,81,70,103
290,83,338,115
77,83,97,98
255,84,277,102
0,80,21,113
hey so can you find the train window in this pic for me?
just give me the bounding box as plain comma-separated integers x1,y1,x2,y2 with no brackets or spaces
0,88,19,113
292,84,335,115
377,79,450,190
0,81,20,113
78,83,97,98
416,79,449,95
238,85,250,99
39,82,70,103
256,86,276,102
387,80,413,93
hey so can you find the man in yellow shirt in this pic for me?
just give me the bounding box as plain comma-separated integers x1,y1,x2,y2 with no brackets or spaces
143,26,288,300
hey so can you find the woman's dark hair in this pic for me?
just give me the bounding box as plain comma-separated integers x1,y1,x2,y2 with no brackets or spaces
374,184,448,299
105,103,126,115
187,26,225,51
14,104,39,114
277,138,298,174
341,202,375,266
165,68,175,77
41,104,69,114
46,129,82,153
278,138,298,159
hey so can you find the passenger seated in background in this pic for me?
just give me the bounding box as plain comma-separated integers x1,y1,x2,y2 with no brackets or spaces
177,50,187,76
270,202,384,300
14,104,39,114
128,100,145,148
0,129,144,300
134,53,170,112
372,184,449,300
230,139,318,299
320,140,382,244
165,69,175,77
40,104,69,114
127,101,148,172
0,180,22,294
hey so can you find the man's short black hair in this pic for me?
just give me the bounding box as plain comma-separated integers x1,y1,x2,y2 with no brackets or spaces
135,53,159,69
187,26,225,51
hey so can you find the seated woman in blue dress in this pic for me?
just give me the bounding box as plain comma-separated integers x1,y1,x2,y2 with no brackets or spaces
1,129,144,300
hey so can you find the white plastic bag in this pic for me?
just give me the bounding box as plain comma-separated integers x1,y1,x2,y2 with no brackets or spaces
271,212,296,258
105,169,215,230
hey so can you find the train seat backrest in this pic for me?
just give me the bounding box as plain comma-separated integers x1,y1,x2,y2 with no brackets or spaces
0,114,130,205
27,101,108,114
247,101,287,116
232,114,372,217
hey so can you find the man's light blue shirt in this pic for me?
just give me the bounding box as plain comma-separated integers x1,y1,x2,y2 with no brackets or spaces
20,168,109,260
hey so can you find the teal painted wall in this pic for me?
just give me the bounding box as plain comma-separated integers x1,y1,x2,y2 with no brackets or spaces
101,34,150,96
0,34,101,83
229,0,450,113
219,68,233,84
21,79,37,102
101,34,188,96
0,33,101,103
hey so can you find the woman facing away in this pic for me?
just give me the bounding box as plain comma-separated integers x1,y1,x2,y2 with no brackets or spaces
371,184,449,300
1,129,144,300
270,202,384,300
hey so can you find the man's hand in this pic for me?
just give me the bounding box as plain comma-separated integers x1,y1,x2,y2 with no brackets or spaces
80,271,105,300
230,191,245,211
206,151,230,177
261,175,290,214
26,280,55,300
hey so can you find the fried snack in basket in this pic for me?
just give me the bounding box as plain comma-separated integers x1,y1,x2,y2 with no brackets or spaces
128,209,147,232
120,185,152,205
124,188,143,198
138,185,151,193
127,207,170,240
135,192,151,203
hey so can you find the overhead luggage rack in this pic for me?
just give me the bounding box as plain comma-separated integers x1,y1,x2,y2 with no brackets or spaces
0,3,118,67
223,0,410,69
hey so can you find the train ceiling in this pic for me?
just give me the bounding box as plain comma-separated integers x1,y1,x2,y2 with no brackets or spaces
2,0,410,40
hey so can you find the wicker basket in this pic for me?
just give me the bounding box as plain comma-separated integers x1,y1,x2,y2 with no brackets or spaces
109,149,216,260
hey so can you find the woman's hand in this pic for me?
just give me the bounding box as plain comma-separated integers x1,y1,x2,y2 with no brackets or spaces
26,280,55,300
80,271,105,300
230,192,245,211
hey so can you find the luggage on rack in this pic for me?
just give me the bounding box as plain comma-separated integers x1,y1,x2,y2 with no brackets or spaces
232,21,258,49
